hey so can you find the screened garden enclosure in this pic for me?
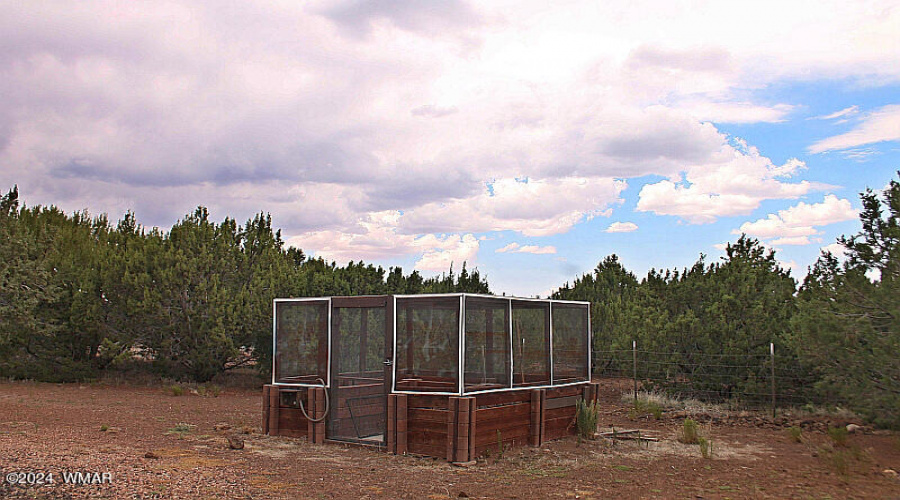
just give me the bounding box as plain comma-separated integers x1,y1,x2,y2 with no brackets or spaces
263,294,598,462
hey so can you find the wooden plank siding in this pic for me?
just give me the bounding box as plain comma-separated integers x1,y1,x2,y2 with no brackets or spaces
331,382,384,438
265,381,602,461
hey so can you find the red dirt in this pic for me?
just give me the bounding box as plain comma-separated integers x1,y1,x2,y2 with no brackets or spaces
1,380,898,499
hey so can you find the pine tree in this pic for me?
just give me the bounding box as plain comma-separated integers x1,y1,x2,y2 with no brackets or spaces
792,174,900,427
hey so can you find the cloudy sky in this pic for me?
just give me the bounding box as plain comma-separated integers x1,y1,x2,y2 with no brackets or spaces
2,1,899,296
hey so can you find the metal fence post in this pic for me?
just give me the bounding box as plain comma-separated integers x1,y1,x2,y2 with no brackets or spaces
632,340,638,402
770,342,776,418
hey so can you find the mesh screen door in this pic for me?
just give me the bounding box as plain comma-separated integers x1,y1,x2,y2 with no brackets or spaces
327,302,388,444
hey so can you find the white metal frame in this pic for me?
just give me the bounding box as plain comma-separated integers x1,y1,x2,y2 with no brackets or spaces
272,293,591,396
391,293,465,396
549,300,554,384
458,295,465,395
389,293,591,396
271,297,332,388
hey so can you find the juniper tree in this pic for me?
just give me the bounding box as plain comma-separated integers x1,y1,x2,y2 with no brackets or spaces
792,174,900,427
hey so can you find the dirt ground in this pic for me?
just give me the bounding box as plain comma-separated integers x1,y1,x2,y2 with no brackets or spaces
1,380,898,499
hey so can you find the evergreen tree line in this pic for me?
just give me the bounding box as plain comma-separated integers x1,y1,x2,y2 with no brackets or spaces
0,187,488,383
2,175,897,427
553,174,900,428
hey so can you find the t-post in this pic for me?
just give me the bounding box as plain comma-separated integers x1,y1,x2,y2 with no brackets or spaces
770,342,776,419
632,340,638,402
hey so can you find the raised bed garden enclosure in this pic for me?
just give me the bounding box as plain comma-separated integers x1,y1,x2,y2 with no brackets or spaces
263,294,598,462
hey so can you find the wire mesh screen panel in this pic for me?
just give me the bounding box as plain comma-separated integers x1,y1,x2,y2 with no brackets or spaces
334,307,385,377
328,307,386,442
551,303,589,384
511,300,551,387
395,297,460,392
274,300,329,384
464,297,511,392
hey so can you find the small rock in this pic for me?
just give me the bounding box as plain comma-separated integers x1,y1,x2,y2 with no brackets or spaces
144,451,160,459
452,460,477,468
227,435,244,450
846,423,862,434
213,423,232,431
457,492,469,498
883,469,898,480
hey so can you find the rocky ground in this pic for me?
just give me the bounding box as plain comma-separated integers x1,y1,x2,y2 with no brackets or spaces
1,379,898,499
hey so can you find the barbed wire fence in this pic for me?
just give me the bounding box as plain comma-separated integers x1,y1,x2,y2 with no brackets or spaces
592,342,893,420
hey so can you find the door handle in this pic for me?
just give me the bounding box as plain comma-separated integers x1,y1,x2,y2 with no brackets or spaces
382,359,393,366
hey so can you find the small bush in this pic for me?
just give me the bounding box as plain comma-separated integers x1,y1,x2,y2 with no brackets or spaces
197,384,221,397
99,424,109,432
623,391,726,415
678,418,700,444
628,400,662,420
576,399,599,439
788,426,803,443
166,423,196,438
827,426,849,447
168,384,184,396
698,436,713,459
825,448,850,475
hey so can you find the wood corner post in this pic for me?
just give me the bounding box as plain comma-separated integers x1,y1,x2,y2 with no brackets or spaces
447,397,458,461
307,386,326,444
315,386,326,444
396,394,408,455
448,396,476,463
387,394,397,454
267,385,280,436
387,393,407,455
263,385,271,435
530,389,545,446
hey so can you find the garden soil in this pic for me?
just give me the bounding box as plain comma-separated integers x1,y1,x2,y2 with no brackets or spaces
1,380,898,499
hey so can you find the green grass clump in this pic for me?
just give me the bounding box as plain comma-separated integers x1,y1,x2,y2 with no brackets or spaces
678,418,700,444
698,436,713,459
827,426,849,447
628,399,662,420
168,384,184,396
166,422,196,438
576,399,599,439
788,426,803,443
197,384,221,397
825,448,850,475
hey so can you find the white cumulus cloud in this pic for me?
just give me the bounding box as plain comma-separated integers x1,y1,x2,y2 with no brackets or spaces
0,0,897,276
288,210,481,271
495,242,557,254
605,222,638,233
821,242,848,260
414,234,481,272
636,141,814,223
734,195,857,245
399,177,626,237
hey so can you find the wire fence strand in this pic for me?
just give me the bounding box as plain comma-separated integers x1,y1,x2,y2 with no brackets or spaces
591,343,891,415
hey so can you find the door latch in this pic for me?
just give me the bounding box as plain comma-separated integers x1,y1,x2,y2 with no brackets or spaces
382,358,393,366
